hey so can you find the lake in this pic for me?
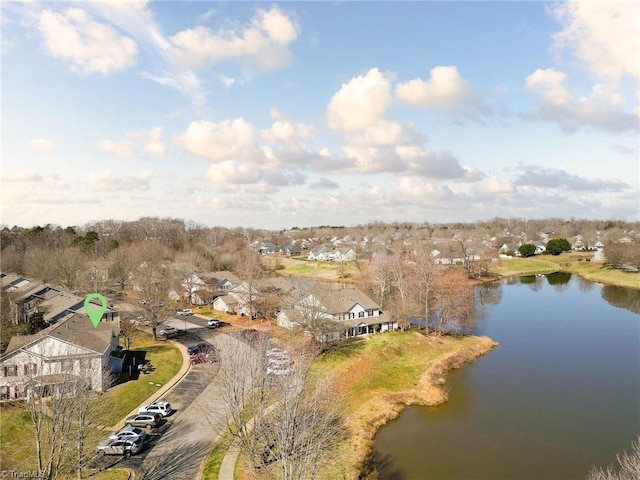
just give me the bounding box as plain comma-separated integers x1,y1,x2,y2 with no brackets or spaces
373,274,640,479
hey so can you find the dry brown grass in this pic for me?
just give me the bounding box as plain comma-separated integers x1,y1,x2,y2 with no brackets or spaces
315,333,497,479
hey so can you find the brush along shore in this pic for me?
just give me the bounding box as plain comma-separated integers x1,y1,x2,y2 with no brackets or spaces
313,331,497,479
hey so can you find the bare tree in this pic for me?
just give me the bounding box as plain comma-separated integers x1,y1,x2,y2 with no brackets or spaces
234,249,266,319
406,248,436,332
260,354,346,480
131,242,174,339
108,246,135,290
587,436,640,480
213,337,346,480
431,268,475,335
24,358,107,480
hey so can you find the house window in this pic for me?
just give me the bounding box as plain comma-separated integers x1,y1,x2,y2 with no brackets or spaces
349,313,355,319
24,364,37,375
79,358,92,370
61,359,74,372
358,311,365,318
3,365,18,377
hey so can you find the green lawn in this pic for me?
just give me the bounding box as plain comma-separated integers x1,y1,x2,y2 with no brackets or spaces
201,430,235,480
92,331,183,427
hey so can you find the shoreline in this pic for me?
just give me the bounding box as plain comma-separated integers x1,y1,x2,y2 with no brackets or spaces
487,255,639,290
336,334,498,480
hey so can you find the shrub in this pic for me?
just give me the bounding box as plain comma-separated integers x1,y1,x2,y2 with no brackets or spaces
518,243,536,258
546,238,571,255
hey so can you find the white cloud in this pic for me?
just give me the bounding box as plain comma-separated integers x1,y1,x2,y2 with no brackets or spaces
514,165,629,192
38,8,137,75
218,75,236,87
526,68,571,104
206,161,261,184
142,70,207,109
525,68,638,132
168,5,299,72
175,118,259,162
30,138,56,151
472,177,515,197
134,127,167,156
326,68,394,131
86,170,152,192
1,171,44,182
551,1,640,81
98,127,166,158
396,66,474,113
98,139,136,157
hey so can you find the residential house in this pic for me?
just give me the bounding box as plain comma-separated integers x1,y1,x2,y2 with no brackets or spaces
307,246,332,261
212,293,240,314
277,286,396,338
327,247,357,262
1,313,121,399
1,273,118,326
223,277,297,317
258,243,277,255
277,245,302,256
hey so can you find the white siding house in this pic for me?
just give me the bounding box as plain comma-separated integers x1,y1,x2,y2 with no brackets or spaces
277,286,397,338
1,314,120,399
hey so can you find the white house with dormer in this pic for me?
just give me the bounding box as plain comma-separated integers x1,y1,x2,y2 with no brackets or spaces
277,286,396,338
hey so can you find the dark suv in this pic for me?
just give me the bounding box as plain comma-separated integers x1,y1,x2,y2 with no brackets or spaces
187,342,208,355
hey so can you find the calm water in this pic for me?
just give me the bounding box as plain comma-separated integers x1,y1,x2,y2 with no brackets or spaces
373,274,640,480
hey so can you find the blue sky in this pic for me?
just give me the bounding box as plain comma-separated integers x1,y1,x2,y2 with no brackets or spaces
1,1,638,229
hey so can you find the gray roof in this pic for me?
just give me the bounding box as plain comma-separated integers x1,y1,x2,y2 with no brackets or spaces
3,313,120,357
200,271,242,288
318,287,380,314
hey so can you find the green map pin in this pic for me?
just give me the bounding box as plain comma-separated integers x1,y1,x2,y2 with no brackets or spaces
84,293,108,328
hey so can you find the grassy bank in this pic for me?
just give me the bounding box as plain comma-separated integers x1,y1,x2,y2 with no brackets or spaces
490,253,639,289
314,332,497,478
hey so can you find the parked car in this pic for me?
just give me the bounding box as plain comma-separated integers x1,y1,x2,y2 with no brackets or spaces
131,317,150,326
125,413,162,429
207,319,221,329
190,348,219,364
187,342,208,355
97,437,143,456
159,326,178,337
266,347,293,376
109,426,146,442
138,401,172,417
176,309,193,316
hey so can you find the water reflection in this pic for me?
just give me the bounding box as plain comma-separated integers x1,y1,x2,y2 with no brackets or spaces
602,284,640,314
546,271,572,288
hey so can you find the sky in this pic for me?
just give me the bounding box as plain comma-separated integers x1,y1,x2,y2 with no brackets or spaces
1,1,639,230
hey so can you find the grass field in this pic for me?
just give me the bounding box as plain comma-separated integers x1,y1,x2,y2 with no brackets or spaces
490,253,640,289
271,256,359,281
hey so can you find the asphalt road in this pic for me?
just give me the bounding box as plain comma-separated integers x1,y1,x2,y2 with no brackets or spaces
90,318,249,480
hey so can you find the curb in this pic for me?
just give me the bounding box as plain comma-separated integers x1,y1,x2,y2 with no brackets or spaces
111,339,191,432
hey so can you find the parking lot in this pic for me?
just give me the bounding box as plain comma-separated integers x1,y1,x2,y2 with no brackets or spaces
89,317,249,479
